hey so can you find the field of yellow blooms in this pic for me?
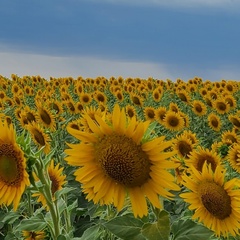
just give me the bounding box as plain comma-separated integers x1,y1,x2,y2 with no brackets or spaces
0,74,240,239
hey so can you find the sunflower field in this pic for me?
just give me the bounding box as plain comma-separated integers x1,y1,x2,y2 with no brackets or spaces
0,74,240,240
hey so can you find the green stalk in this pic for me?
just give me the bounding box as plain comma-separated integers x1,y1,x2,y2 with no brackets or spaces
35,161,61,239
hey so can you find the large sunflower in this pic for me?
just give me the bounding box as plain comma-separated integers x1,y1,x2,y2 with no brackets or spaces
180,163,240,237
0,120,30,210
65,105,180,218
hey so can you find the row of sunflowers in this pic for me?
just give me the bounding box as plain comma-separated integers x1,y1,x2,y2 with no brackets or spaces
0,74,240,239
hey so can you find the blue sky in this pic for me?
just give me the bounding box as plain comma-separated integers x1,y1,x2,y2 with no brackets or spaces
0,0,240,81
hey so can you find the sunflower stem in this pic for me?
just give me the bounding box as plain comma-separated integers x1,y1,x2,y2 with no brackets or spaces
35,160,61,239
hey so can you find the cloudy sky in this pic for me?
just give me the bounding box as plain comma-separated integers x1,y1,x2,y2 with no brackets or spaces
0,0,240,81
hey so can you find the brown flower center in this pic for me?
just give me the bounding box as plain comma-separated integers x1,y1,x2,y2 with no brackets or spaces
95,134,151,187
0,144,23,185
178,141,192,158
199,181,232,220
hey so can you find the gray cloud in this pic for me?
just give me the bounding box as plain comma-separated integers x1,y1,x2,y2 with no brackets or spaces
0,51,176,80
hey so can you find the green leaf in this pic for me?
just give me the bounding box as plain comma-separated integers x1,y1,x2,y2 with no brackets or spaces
2,211,21,224
171,219,214,240
55,186,75,199
141,210,170,240
79,225,101,240
104,213,145,240
57,235,67,240
16,217,47,232
142,121,158,143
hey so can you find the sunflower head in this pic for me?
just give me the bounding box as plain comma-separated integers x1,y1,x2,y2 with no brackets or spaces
22,230,46,240
163,111,185,131
0,120,30,210
186,147,222,173
221,130,240,146
144,107,156,122
191,100,207,116
65,104,180,218
207,113,221,132
212,99,230,114
180,162,240,237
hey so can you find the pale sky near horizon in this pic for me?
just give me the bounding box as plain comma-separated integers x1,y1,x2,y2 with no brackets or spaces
0,0,240,81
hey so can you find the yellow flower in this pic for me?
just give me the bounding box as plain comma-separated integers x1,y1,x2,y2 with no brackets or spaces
0,120,30,210
144,107,156,122
191,100,207,116
207,113,221,131
186,147,222,173
65,105,180,218
32,160,66,208
227,144,240,174
180,163,240,237
163,111,185,131
36,101,56,131
172,134,195,159
22,230,46,240
27,123,51,154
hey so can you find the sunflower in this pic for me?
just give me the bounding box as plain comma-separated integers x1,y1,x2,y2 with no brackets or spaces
0,120,30,210
13,95,23,107
64,99,77,114
221,130,240,146
191,100,207,116
23,106,37,124
22,230,46,240
228,114,240,129
143,107,156,122
36,101,56,131
0,91,6,101
80,93,92,105
186,147,222,173
47,100,63,116
227,144,240,174
125,105,136,118
169,102,179,113
172,134,195,159
65,105,180,218
181,130,199,145
180,162,240,237
163,111,185,131
224,94,237,109
94,90,107,105
67,119,82,131
152,87,163,102
155,107,167,125
212,99,230,115
130,93,143,107
176,89,191,104
199,87,208,97
114,90,124,102
225,81,237,93
207,113,221,131
32,160,66,208
27,123,51,154
79,106,105,133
